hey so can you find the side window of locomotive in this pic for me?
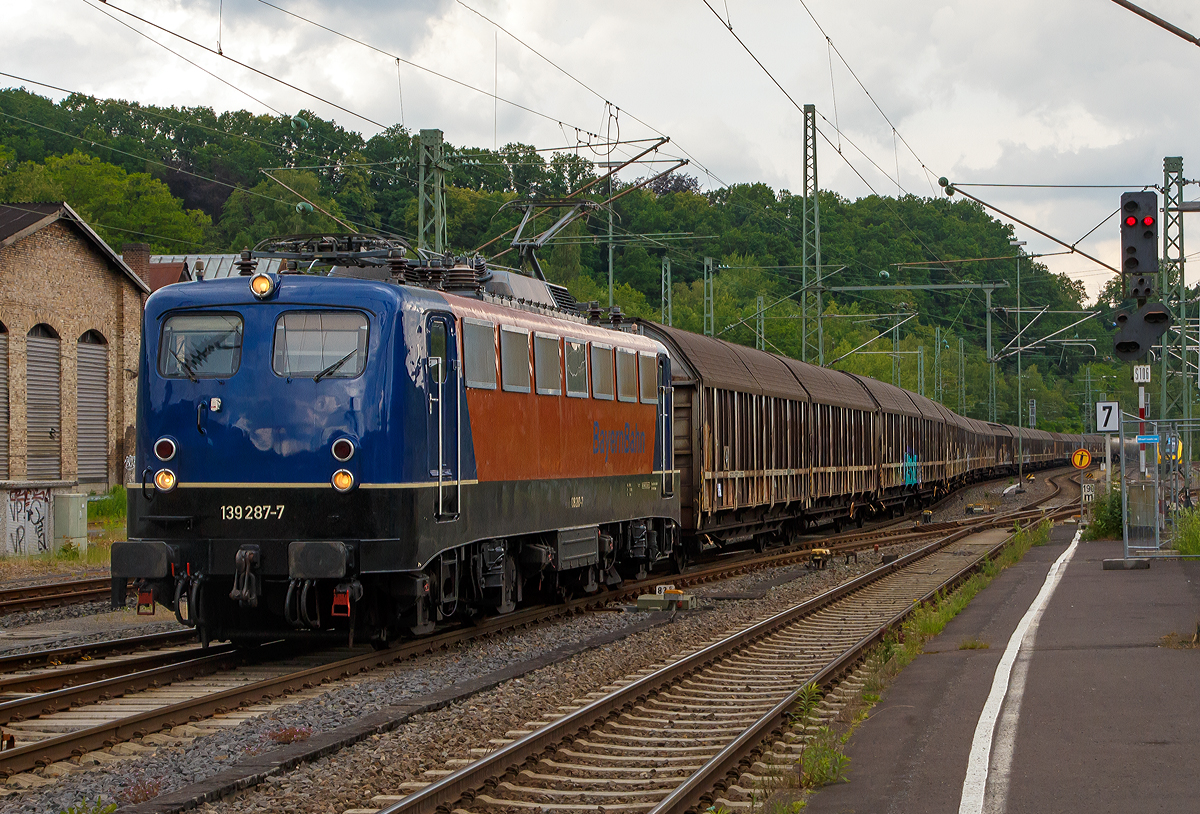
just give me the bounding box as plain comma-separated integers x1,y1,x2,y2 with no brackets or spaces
428,318,448,385
565,339,588,398
616,348,638,403
639,352,658,404
159,312,244,379
534,333,562,396
463,319,497,389
500,326,531,393
591,343,614,400
272,311,368,379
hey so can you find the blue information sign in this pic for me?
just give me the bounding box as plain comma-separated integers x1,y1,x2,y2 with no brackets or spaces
1136,435,1159,444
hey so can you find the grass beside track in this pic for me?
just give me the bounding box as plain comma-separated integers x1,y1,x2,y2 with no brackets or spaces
748,518,1055,813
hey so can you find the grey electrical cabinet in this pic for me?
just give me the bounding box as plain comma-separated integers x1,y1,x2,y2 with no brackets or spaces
53,493,87,555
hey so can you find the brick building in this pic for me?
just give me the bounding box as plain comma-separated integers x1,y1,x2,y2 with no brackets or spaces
0,202,149,554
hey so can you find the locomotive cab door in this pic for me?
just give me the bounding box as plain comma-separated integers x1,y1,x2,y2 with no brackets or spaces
426,314,461,521
658,354,674,498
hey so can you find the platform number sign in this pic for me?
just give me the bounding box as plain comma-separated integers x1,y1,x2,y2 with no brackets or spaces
1072,448,1092,470
1096,401,1119,433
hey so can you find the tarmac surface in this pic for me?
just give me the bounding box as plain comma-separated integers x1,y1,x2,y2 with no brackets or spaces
808,524,1200,814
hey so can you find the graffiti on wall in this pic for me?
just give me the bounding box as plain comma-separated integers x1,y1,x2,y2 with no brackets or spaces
5,489,52,555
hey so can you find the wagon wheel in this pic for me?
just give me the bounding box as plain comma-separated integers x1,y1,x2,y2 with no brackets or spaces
671,543,690,574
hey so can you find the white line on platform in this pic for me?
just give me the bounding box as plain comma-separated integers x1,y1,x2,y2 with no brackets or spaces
958,525,1082,814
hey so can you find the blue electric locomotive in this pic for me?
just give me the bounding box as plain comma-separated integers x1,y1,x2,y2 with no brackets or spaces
113,237,681,645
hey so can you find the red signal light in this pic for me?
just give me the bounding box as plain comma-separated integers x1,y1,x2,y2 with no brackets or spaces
1125,215,1138,226
1143,215,1155,226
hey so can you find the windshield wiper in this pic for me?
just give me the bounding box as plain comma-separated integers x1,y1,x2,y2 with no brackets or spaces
313,349,357,382
173,351,199,383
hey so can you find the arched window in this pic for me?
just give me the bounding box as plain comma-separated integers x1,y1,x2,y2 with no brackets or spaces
0,321,8,480
77,330,109,482
27,324,61,479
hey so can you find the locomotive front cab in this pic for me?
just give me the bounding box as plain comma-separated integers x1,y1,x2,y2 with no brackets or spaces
113,272,422,644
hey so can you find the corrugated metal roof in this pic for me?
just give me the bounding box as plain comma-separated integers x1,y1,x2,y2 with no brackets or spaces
154,254,285,280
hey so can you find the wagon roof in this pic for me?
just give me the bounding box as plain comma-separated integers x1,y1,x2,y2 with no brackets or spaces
907,390,955,423
641,323,808,401
776,357,876,410
846,374,922,417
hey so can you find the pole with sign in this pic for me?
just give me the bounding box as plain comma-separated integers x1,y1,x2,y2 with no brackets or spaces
1134,365,1151,475
1098,401,1119,493
1073,447,1092,519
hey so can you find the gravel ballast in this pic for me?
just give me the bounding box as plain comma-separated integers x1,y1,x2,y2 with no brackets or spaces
10,542,911,814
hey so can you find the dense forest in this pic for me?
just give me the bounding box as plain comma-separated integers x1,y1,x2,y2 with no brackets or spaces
0,86,1152,432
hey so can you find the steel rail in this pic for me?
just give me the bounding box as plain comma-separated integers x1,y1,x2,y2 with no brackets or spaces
0,577,129,616
0,642,241,707
376,502,1070,814
652,514,1050,813
0,630,198,675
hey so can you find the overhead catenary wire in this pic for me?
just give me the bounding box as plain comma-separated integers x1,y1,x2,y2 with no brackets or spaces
84,0,389,129
251,0,607,140
78,0,282,116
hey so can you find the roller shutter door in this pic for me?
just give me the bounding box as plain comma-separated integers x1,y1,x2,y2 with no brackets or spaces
77,343,109,482
27,336,61,480
0,335,8,480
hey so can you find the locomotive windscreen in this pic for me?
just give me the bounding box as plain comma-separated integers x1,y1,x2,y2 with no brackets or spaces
159,313,244,379
271,311,369,379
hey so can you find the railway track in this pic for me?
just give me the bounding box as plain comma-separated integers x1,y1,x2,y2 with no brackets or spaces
0,472,1072,784
0,577,126,617
358,499,1074,813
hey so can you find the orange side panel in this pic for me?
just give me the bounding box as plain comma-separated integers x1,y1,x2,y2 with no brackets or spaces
467,388,656,482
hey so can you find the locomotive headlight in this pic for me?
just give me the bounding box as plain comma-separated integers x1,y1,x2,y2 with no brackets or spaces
332,438,355,462
154,437,176,462
250,272,276,299
154,469,177,492
331,469,355,492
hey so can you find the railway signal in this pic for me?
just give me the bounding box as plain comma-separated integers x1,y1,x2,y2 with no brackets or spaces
1120,190,1158,298
1112,301,1172,362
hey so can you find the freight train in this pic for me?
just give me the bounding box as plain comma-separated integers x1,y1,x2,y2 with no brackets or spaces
112,235,1102,646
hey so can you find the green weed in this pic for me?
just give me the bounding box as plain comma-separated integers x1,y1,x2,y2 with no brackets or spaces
1170,508,1200,555
1084,488,1123,541
59,800,117,814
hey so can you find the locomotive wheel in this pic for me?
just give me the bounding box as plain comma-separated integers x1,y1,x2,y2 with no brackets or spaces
492,554,518,615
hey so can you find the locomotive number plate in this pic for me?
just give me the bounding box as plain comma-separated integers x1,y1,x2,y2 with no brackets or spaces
220,504,286,521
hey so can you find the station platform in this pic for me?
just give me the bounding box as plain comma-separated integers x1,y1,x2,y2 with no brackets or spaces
807,524,1200,814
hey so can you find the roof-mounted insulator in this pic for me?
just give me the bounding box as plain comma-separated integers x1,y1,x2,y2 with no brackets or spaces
587,301,603,326
235,249,257,277
444,261,482,292
609,306,624,328
387,250,408,283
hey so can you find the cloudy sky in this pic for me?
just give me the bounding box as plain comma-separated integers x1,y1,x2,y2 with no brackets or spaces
5,0,1200,300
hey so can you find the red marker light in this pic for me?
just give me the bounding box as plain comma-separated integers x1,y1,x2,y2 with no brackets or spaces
1125,215,1138,226
1143,215,1155,226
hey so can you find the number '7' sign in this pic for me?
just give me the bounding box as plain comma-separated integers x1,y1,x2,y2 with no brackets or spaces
1096,401,1119,433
